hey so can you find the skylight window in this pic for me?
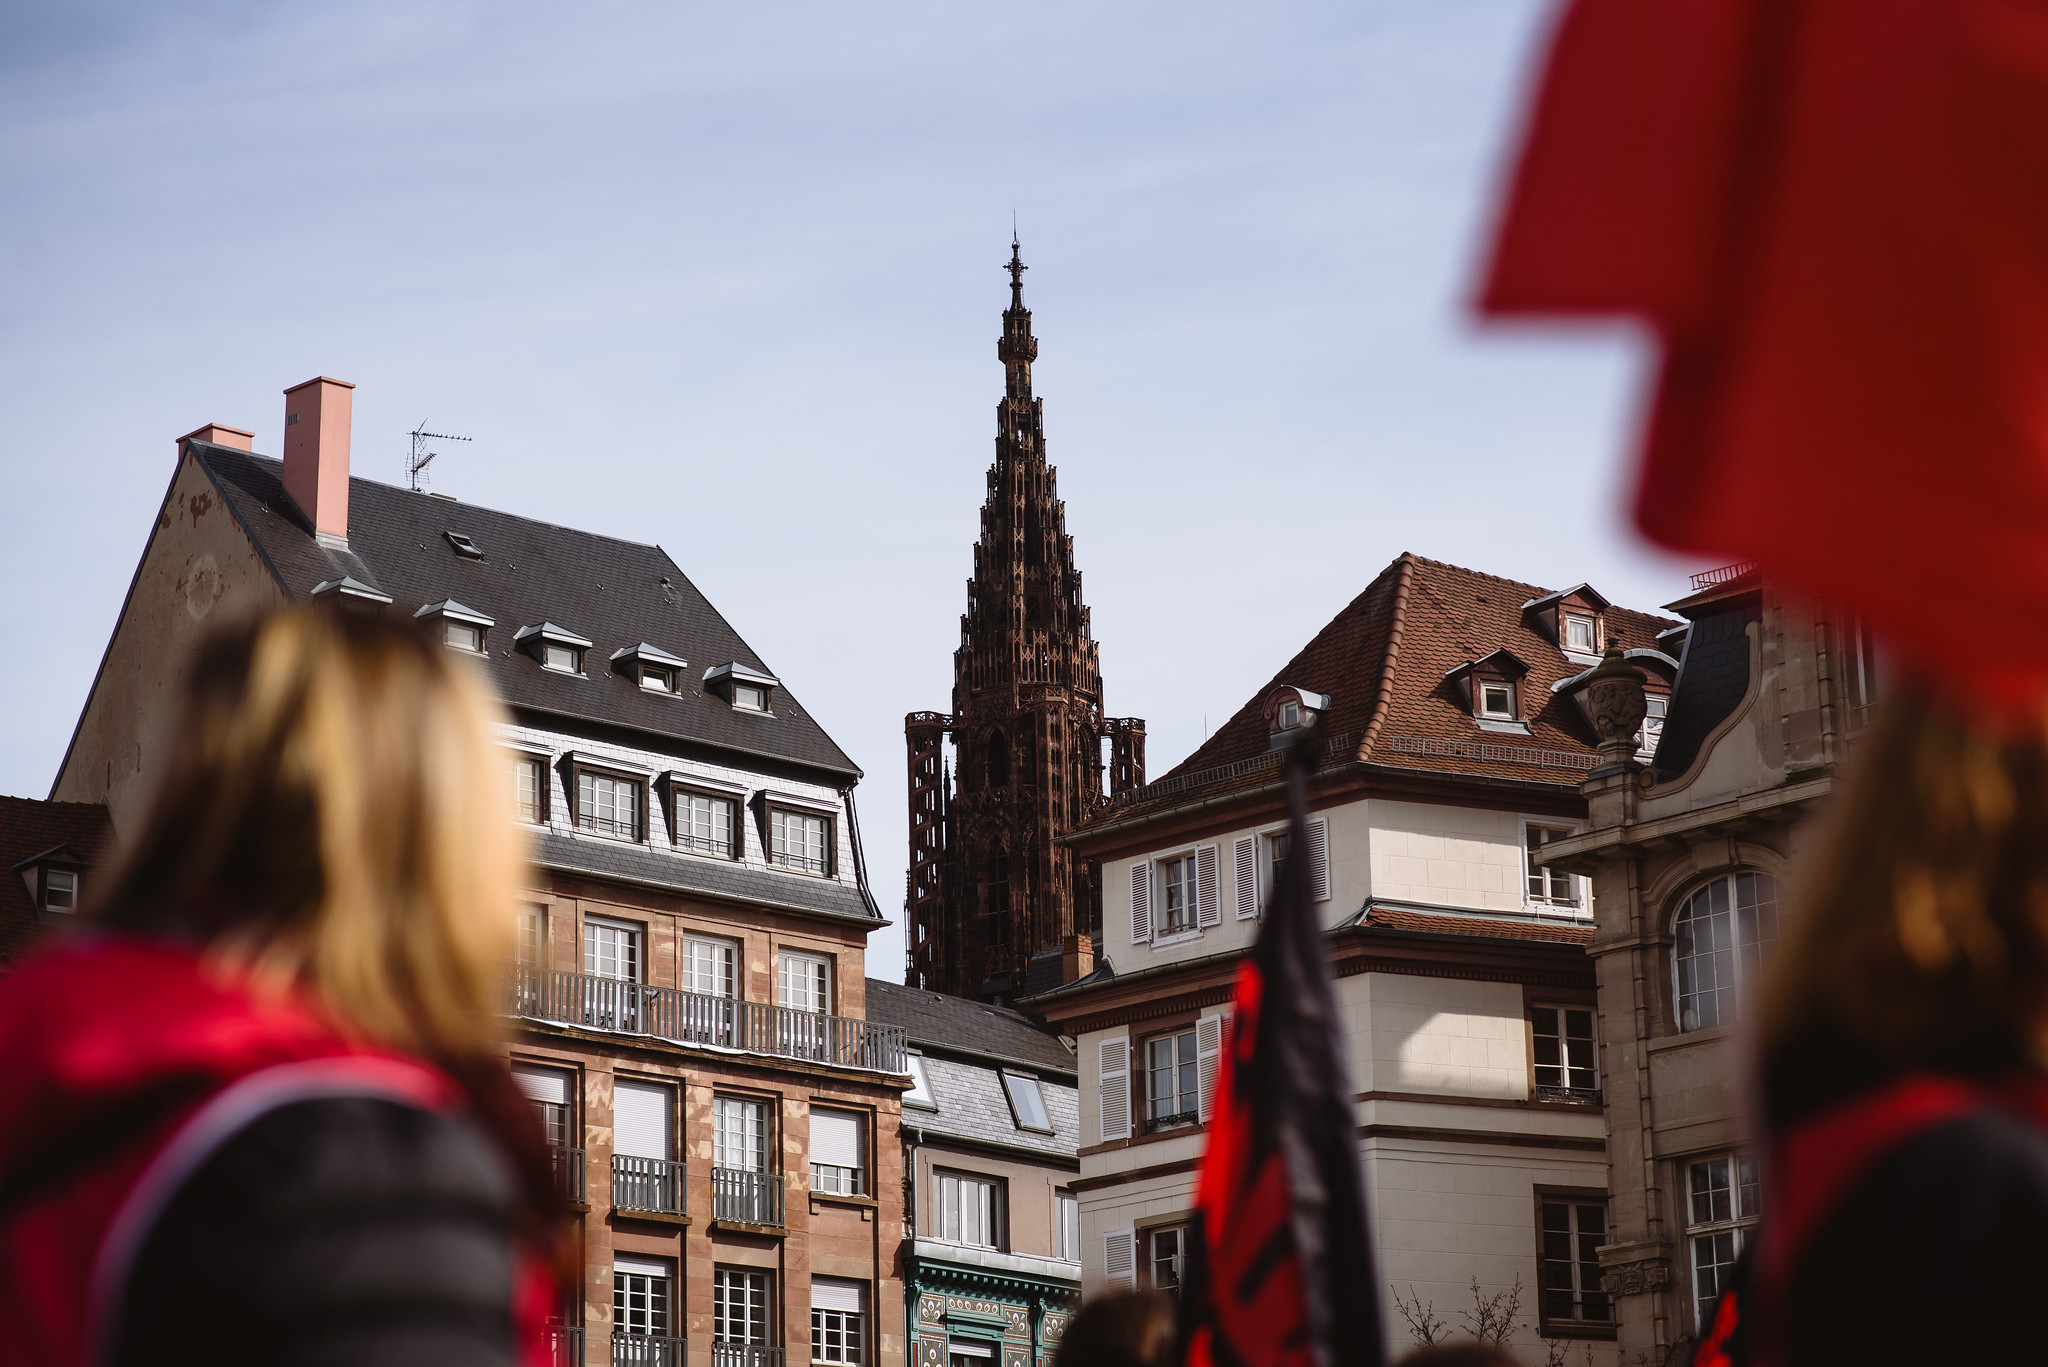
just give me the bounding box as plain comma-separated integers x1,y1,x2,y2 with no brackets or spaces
1002,1073,1052,1132
903,1054,937,1109
445,531,484,559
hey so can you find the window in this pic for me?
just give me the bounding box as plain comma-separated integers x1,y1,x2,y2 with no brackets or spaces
445,530,485,559
810,1107,865,1195
518,904,545,969
1002,1073,1052,1132
811,1278,866,1365
1564,613,1598,653
734,681,769,712
576,769,642,839
1674,872,1781,1032
1639,693,1668,759
613,1079,678,1213
674,791,736,856
512,755,545,824
42,868,78,914
1480,681,1516,719
639,664,678,693
1525,824,1579,908
683,935,738,998
1687,1153,1761,1331
714,1268,773,1348
1145,1030,1199,1130
584,916,641,982
902,1054,937,1110
771,809,829,874
936,1171,1001,1249
1055,1191,1080,1263
542,641,583,673
1148,1226,1186,1300
778,950,832,1013
1279,699,1300,729
714,1096,769,1173
1539,1197,1612,1331
1158,855,1197,934
615,1257,673,1339
513,1064,574,1149
1532,1006,1599,1097
444,619,486,653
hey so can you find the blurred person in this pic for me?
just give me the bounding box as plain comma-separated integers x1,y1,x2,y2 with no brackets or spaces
1702,683,2048,1365
0,609,562,1367
1054,1290,1174,1367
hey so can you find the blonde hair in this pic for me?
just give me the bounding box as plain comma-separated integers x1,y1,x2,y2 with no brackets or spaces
98,607,525,1060
1762,684,2048,1073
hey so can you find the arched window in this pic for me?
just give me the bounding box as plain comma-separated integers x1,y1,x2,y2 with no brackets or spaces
1673,871,1781,1032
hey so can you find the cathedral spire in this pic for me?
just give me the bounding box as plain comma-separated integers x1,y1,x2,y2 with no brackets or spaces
999,237,1037,403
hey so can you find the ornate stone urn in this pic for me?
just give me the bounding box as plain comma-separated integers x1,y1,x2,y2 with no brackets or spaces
1580,644,1648,770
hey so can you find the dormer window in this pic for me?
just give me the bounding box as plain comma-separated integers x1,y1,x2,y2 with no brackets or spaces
1445,649,1531,731
515,622,592,676
414,600,494,654
1564,613,1598,654
15,844,88,921
1280,700,1300,729
41,868,77,912
611,643,688,695
705,662,779,714
1264,686,1331,741
1480,682,1516,719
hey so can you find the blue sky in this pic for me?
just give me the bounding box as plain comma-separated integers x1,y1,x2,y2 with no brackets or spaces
0,1,1698,978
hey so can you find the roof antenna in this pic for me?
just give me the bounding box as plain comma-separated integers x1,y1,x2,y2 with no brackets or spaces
408,421,472,493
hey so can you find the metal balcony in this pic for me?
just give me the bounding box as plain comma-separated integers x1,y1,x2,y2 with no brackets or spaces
513,969,907,1073
710,1345,783,1367
613,1155,686,1215
711,1167,785,1227
613,1332,686,1367
547,1326,586,1367
551,1145,588,1203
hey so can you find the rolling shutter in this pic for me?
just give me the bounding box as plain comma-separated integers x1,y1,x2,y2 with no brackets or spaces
1098,1034,1131,1142
615,1253,670,1278
1234,836,1258,919
614,1079,671,1160
1105,1229,1136,1290
1129,863,1151,942
1195,844,1221,928
1308,816,1331,903
812,1107,864,1172
811,1276,866,1313
1196,1010,1228,1123
513,1063,571,1107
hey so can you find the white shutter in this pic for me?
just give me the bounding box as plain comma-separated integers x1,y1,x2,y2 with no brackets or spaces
512,1063,571,1107
1104,1229,1136,1290
613,1079,671,1160
1129,863,1151,942
812,1107,863,1171
615,1253,670,1278
1308,816,1331,903
1098,1034,1131,1142
1195,844,1221,928
1197,1010,1227,1123
811,1276,866,1313
1234,836,1258,919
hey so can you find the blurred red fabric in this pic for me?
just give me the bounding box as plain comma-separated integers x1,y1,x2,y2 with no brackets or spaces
1483,0,2048,717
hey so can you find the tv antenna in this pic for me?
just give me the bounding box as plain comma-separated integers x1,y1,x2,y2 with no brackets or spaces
408,422,471,492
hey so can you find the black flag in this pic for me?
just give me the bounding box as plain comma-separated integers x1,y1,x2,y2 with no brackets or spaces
1177,734,1383,1367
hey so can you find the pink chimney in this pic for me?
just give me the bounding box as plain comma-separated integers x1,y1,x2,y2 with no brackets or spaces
282,376,355,544
177,423,255,451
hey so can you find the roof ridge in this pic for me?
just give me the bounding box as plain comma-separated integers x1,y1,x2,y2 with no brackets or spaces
1403,554,1558,600
1355,553,1417,761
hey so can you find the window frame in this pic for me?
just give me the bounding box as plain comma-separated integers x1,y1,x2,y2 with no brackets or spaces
40,866,80,914
713,1094,772,1175
1530,1003,1601,1102
934,1169,1004,1250
768,806,832,876
1001,1072,1053,1133
777,948,833,1014
517,903,547,970
1534,1188,1615,1339
682,933,740,1000
1684,1151,1761,1334
901,1053,937,1110
671,787,739,859
1144,1223,1188,1300
1157,853,1199,935
582,914,644,983
1478,680,1517,720
1522,820,1582,911
809,1105,867,1197
573,763,646,842
1143,1027,1200,1132
510,752,548,825
614,1258,674,1340
1054,1189,1080,1263
1563,612,1599,655
733,681,770,712
713,1266,774,1348
811,1281,866,1365
1672,871,1782,1034
1638,691,1669,760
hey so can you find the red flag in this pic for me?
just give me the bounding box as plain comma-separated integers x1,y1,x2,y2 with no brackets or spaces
1483,0,2048,717
1177,740,1382,1367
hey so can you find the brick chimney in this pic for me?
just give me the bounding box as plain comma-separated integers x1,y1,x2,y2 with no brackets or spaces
1061,933,1093,984
281,376,355,544
177,423,255,451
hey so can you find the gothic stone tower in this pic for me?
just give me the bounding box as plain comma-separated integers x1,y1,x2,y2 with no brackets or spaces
906,242,1145,1003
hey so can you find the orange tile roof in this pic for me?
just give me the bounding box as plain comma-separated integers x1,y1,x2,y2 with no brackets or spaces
1358,905,1594,945
1089,553,1678,824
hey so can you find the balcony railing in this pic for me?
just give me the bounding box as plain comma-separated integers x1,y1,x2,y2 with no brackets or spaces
613,1332,686,1367
613,1154,685,1215
547,1326,586,1367
551,1145,587,1203
712,1167,785,1227
513,969,907,1073
710,1344,783,1367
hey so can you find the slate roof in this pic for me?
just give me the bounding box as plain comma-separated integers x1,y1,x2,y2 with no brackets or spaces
535,830,872,923
866,979,1076,1078
909,1053,1079,1161
0,796,115,966
190,443,858,779
1085,553,1678,825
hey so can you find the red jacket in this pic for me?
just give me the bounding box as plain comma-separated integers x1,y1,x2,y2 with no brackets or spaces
0,936,551,1367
